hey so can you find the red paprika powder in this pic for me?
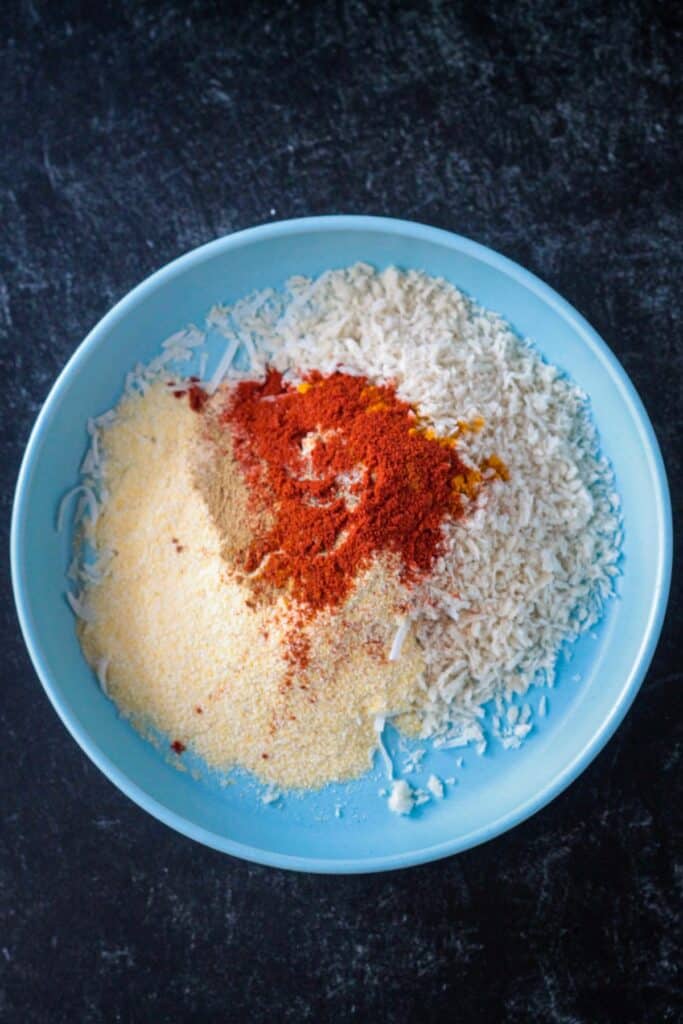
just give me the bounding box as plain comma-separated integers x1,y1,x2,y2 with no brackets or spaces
219,369,474,616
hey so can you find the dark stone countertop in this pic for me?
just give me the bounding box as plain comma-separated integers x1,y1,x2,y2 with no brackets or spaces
1,2,680,1021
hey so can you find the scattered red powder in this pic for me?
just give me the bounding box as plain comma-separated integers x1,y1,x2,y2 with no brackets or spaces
187,384,209,413
173,383,208,411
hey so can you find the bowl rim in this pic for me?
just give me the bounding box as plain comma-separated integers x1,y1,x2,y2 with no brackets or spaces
11,214,673,873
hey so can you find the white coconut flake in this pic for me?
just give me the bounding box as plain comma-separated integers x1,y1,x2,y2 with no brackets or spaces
96,657,110,696
161,329,190,351
65,590,96,622
388,616,410,662
161,326,204,350
387,779,415,815
56,485,99,533
402,747,426,774
184,326,205,348
94,409,117,429
433,719,485,750
373,715,394,780
206,332,241,394
79,561,103,585
427,774,444,799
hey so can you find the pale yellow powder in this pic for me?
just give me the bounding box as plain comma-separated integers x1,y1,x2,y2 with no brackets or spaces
79,381,424,789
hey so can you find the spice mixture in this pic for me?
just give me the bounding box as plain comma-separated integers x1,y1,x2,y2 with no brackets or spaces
77,381,426,788
68,264,621,796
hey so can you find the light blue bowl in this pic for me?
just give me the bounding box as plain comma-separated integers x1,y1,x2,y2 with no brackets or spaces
11,216,672,873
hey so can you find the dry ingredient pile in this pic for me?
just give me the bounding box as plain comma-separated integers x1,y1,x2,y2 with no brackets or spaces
68,264,621,799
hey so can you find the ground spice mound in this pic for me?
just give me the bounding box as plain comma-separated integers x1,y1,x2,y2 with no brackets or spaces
218,369,474,615
190,409,269,567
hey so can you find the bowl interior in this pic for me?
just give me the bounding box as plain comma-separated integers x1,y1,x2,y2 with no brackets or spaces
11,218,671,871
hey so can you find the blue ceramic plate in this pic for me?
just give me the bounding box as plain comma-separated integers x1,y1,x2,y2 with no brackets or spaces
11,217,672,873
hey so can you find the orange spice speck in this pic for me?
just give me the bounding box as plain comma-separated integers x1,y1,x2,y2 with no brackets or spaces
485,453,510,481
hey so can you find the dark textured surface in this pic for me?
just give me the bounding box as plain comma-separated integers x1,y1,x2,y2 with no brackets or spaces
1,1,681,1021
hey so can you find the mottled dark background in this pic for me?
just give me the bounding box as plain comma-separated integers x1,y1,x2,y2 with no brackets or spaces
1,1,681,1021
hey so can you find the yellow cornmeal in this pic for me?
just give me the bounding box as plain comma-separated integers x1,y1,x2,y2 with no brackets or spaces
78,381,425,789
